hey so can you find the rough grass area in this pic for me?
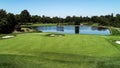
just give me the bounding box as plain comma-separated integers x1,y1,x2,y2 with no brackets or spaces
110,27,120,36
0,33,120,68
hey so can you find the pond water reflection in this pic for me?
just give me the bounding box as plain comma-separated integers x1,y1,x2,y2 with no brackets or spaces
34,25,110,35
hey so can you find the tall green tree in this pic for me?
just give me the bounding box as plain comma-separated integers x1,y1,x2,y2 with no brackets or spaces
0,9,7,19
20,10,31,24
7,13,17,31
15,14,21,23
31,15,41,23
0,9,8,33
0,9,17,33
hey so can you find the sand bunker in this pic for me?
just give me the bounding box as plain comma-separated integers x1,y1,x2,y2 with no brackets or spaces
46,33,65,37
116,41,120,44
2,35,15,39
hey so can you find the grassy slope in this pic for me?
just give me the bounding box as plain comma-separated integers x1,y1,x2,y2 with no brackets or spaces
0,33,120,68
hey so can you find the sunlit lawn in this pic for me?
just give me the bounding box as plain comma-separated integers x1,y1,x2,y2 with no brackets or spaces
0,33,120,68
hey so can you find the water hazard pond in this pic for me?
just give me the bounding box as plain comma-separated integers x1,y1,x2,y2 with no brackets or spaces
34,25,110,35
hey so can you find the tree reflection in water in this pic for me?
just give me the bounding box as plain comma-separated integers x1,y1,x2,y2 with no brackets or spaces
57,25,64,32
91,26,108,31
75,26,79,34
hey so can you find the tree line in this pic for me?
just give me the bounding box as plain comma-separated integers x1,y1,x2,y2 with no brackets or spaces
0,9,120,34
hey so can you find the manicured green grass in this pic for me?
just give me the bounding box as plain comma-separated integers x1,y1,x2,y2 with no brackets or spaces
31,23,57,26
0,33,120,68
22,23,56,27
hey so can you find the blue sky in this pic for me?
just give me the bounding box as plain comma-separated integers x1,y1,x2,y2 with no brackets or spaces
0,0,120,17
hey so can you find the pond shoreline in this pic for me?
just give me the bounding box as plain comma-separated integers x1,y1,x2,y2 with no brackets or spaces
33,25,110,35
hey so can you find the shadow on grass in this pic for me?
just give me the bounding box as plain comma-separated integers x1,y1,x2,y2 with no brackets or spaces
0,53,120,68
41,52,120,68
0,54,43,68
